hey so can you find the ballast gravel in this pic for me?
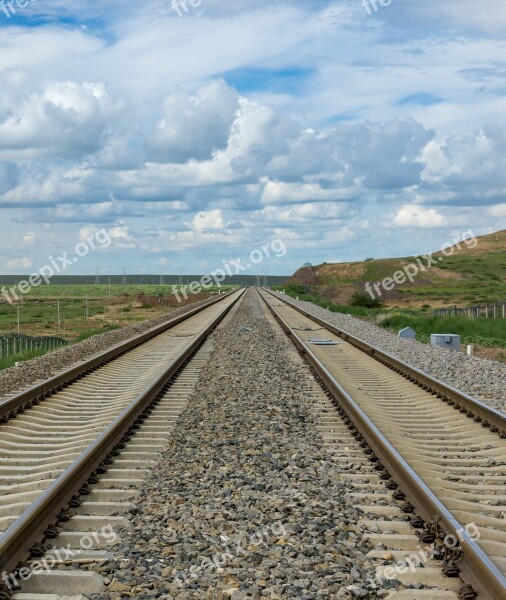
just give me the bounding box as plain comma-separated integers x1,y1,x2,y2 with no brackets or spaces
0,295,216,400
90,290,383,600
273,292,506,414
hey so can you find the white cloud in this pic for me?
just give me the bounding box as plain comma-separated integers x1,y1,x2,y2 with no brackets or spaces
488,204,506,218
260,179,353,205
190,209,225,231
107,223,132,244
0,2,504,272
408,0,506,35
0,82,122,159
257,203,351,223
5,256,33,269
393,204,445,228
146,81,239,163
22,231,36,245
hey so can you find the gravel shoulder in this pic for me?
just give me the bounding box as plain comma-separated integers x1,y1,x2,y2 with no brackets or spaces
93,289,379,599
272,292,506,414
0,296,216,400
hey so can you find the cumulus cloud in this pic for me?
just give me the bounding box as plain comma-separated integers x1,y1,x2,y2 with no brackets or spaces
145,81,239,163
5,256,33,269
0,81,122,159
189,209,225,231
393,204,445,228
0,1,504,271
260,179,356,205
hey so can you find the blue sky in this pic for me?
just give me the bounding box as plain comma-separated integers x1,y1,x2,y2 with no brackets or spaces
0,0,505,276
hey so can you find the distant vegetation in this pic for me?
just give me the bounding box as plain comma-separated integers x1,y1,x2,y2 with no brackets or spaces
75,325,121,342
0,349,48,371
290,229,506,309
378,314,506,349
274,284,385,318
350,291,382,309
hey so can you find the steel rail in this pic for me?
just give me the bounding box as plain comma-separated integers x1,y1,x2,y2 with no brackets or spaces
0,291,237,423
0,288,245,581
259,288,506,600
264,289,506,436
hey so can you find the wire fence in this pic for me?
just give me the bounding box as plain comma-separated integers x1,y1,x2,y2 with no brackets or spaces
0,298,105,333
0,334,67,359
434,303,506,319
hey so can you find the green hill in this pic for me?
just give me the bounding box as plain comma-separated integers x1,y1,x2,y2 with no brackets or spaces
291,229,506,309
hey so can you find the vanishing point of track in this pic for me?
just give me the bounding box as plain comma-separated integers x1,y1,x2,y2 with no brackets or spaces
0,287,504,600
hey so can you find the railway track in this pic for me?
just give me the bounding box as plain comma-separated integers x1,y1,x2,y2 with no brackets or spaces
0,287,504,599
259,288,506,600
0,289,244,598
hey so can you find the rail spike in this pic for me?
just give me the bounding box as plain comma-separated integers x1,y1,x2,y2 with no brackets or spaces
458,584,478,600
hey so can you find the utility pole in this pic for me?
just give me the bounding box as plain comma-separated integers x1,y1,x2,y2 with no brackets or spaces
57,299,61,331
85,295,89,319
108,277,111,298
160,270,164,286
122,268,127,286
94,267,100,286
17,303,20,334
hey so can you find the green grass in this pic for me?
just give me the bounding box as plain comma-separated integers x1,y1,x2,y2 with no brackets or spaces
74,325,121,342
0,284,236,300
0,349,49,371
378,314,506,347
0,299,104,329
0,325,122,371
274,285,386,318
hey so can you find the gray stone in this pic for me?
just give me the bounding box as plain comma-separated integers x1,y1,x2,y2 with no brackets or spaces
398,327,416,340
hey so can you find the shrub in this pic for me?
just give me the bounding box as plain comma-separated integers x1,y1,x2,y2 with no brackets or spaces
350,291,382,308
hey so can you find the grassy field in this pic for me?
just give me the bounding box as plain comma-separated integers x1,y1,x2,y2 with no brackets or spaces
0,283,235,300
0,283,238,371
0,284,235,341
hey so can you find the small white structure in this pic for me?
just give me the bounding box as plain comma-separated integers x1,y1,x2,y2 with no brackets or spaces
430,334,461,351
398,327,416,340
